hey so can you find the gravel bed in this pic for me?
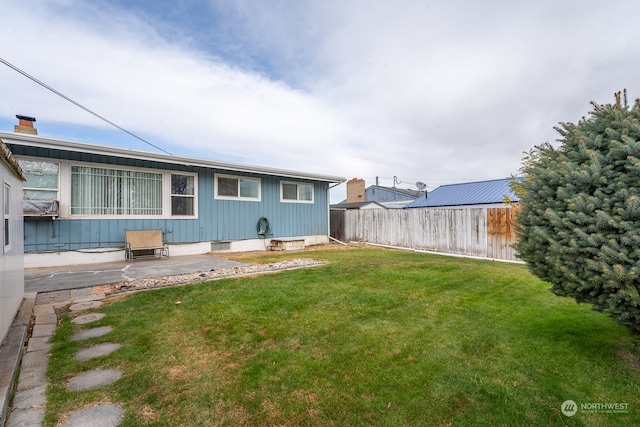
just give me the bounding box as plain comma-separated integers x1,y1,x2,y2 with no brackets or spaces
100,258,326,295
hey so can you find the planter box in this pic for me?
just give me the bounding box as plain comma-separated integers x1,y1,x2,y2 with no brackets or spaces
270,238,305,252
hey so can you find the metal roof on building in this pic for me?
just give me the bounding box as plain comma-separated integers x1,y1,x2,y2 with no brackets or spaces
405,178,520,208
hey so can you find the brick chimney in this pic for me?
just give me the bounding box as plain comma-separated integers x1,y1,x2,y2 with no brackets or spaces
14,115,37,135
346,178,366,203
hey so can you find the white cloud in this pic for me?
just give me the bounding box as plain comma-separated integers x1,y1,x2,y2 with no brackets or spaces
0,1,354,177
2,0,640,202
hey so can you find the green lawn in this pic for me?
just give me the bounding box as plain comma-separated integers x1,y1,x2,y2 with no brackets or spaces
46,247,640,426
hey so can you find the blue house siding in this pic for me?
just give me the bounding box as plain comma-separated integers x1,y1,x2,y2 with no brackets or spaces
21,175,329,252
5,138,337,253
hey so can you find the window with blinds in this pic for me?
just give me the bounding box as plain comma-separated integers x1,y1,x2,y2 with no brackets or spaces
71,166,163,215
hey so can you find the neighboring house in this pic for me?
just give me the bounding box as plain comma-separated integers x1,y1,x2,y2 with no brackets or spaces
331,177,424,210
0,118,345,268
363,185,423,207
0,137,26,345
404,178,520,209
330,201,386,210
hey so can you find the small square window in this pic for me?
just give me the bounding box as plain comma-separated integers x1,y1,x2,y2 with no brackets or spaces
282,183,297,200
218,177,238,197
240,179,259,198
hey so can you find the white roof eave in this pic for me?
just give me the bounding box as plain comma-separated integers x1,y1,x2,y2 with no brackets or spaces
0,131,346,183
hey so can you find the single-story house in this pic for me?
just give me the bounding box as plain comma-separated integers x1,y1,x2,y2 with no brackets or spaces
405,178,520,209
330,201,387,210
331,177,424,210
1,117,345,268
0,137,26,345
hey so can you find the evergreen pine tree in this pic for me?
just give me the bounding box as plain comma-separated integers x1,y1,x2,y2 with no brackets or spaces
515,90,640,334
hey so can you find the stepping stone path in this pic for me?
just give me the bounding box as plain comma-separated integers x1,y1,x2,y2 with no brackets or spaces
72,325,113,341
74,343,122,361
72,312,106,325
67,369,123,391
8,289,127,427
61,404,124,427
64,304,124,426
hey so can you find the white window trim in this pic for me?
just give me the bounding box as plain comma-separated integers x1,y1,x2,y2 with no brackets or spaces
214,173,261,202
169,172,198,218
71,165,164,218
19,159,60,201
17,156,198,219
280,180,314,204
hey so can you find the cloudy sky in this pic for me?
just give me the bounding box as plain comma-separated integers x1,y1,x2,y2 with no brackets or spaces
1,0,639,202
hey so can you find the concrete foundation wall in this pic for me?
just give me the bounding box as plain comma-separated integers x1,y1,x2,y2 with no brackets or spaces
24,235,330,268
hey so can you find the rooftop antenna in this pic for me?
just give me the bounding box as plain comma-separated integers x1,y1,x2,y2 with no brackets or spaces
395,176,427,190
416,181,428,199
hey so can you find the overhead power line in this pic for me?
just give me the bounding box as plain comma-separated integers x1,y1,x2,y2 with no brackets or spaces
0,56,173,155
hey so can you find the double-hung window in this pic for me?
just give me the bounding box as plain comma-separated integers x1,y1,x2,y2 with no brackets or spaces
171,174,195,216
215,174,261,201
19,160,59,200
281,181,314,203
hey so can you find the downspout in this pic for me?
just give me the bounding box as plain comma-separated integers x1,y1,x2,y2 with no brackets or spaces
328,181,343,241
327,185,331,240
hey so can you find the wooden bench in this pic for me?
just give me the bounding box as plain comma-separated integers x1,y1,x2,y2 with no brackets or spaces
125,229,169,262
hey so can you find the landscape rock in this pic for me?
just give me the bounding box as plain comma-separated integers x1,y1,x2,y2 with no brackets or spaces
67,369,122,391
101,258,325,295
72,313,106,325
74,343,121,361
61,403,123,427
72,326,113,341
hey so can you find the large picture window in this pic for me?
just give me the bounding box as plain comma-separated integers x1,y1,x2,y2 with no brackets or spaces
71,166,163,215
281,181,314,203
215,174,261,201
18,160,59,200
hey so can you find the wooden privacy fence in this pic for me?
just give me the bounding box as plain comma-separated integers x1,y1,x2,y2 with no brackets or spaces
330,207,520,262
